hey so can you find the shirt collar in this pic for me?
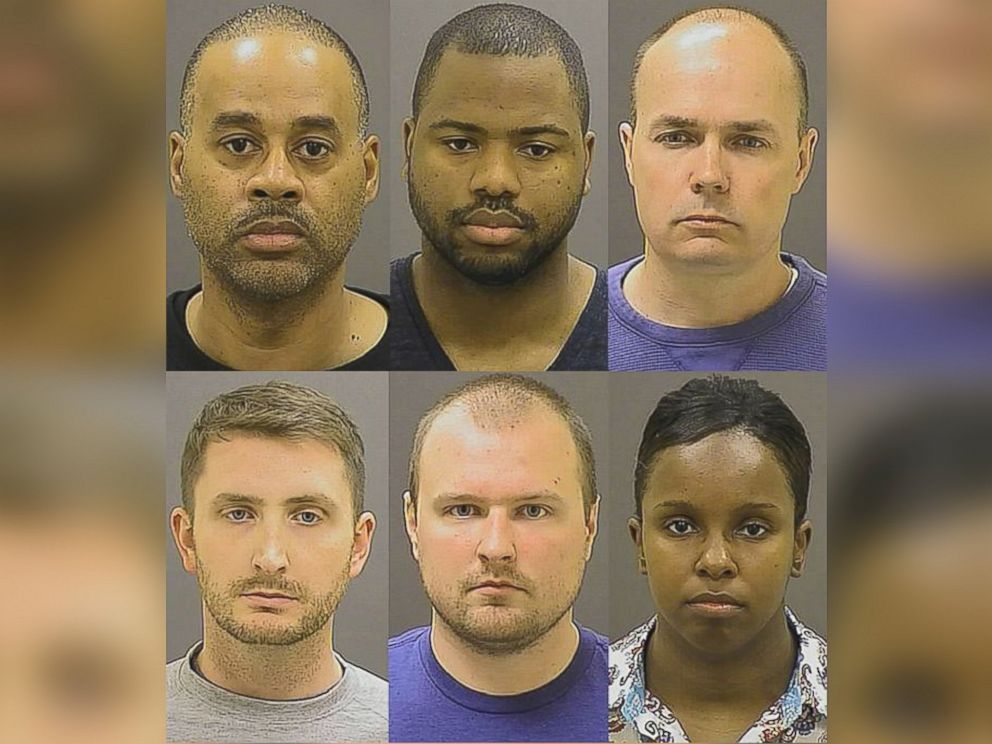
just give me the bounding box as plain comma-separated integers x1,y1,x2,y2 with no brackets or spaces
608,607,827,742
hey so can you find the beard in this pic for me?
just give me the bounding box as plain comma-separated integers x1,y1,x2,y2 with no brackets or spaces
181,186,365,304
407,172,582,287
422,559,585,655
197,555,352,646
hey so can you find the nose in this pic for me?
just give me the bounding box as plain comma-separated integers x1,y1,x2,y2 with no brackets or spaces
469,143,521,200
690,138,730,195
252,523,290,574
695,532,738,580
246,146,304,202
476,510,516,563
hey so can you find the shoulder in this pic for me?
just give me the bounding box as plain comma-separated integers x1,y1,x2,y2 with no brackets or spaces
388,625,429,653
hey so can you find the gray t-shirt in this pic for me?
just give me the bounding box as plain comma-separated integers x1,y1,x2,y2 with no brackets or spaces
167,643,388,743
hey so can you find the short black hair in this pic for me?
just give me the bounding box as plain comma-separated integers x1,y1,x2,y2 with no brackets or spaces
412,3,590,132
630,5,809,138
634,376,811,525
179,4,369,137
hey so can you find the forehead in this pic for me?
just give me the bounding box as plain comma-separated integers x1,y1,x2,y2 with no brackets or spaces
420,49,582,135
195,434,349,501
191,32,359,132
645,431,794,513
418,405,583,500
635,20,799,128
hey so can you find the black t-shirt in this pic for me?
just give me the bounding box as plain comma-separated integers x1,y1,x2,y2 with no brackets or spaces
166,285,390,371
389,253,607,370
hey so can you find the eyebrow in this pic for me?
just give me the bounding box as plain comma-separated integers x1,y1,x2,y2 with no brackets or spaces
209,111,262,132
652,500,783,512
427,120,571,139
648,115,779,135
211,492,337,510
434,490,565,504
208,112,342,138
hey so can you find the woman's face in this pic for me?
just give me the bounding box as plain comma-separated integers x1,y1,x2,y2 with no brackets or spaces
631,430,811,655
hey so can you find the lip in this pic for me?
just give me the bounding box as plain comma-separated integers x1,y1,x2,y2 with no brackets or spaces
678,214,736,227
686,592,744,615
462,210,524,229
460,224,525,247
242,591,297,607
471,580,522,593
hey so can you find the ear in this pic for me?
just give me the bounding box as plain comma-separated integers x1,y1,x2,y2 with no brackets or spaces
348,511,377,579
168,131,186,198
583,495,601,560
401,117,416,183
361,134,381,205
792,127,819,194
618,122,637,189
170,506,197,574
791,519,813,577
581,130,596,196
628,515,647,575
403,490,420,562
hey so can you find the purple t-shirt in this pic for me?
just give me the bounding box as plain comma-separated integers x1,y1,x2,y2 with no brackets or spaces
608,252,827,371
388,625,608,742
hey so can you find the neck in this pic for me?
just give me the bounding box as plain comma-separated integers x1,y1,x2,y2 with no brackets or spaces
626,245,791,328
828,112,992,279
191,267,356,370
196,613,342,700
412,241,593,369
430,610,580,696
646,608,796,720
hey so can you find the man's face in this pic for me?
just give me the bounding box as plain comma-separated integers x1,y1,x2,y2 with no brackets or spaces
175,435,368,646
404,50,594,286
170,32,378,302
632,430,810,656
621,20,816,271
405,405,597,652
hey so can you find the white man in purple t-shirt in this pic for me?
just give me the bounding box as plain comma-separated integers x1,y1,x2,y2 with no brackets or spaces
389,374,609,742
609,7,826,371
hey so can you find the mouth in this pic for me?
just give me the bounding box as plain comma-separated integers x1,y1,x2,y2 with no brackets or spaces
460,210,526,247
677,214,736,228
685,592,744,615
241,220,306,250
470,580,523,593
241,591,298,606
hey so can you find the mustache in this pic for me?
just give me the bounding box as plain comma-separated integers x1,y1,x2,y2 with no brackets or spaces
460,566,532,593
230,576,307,598
230,203,316,237
448,197,536,230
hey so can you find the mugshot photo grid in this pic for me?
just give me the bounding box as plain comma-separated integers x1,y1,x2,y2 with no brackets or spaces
164,2,828,744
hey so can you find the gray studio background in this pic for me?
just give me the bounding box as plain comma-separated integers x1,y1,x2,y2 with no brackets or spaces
166,0,390,295
607,372,827,639
608,0,826,270
166,372,389,678
389,0,609,268
388,372,611,636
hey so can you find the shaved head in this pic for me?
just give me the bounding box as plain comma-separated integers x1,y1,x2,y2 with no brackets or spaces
630,6,809,138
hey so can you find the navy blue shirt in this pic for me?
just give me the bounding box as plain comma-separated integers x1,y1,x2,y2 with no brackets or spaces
166,285,390,371
388,625,609,742
390,253,607,370
608,252,827,371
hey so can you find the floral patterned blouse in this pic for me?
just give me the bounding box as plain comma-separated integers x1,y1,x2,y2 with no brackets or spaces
608,607,827,742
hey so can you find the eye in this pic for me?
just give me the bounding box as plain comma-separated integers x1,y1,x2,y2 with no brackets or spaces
443,137,477,154
519,143,554,159
293,510,323,525
734,135,768,150
738,521,769,538
656,131,693,146
224,508,253,523
221,137,258,155
519,504,550,519
446,504,479,518
664,518,697,536
294,139,332,159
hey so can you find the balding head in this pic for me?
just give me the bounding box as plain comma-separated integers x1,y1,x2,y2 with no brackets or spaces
408,375,597,515
630,7,809,139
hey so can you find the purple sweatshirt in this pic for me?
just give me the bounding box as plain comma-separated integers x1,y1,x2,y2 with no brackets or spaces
608,252,827,371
